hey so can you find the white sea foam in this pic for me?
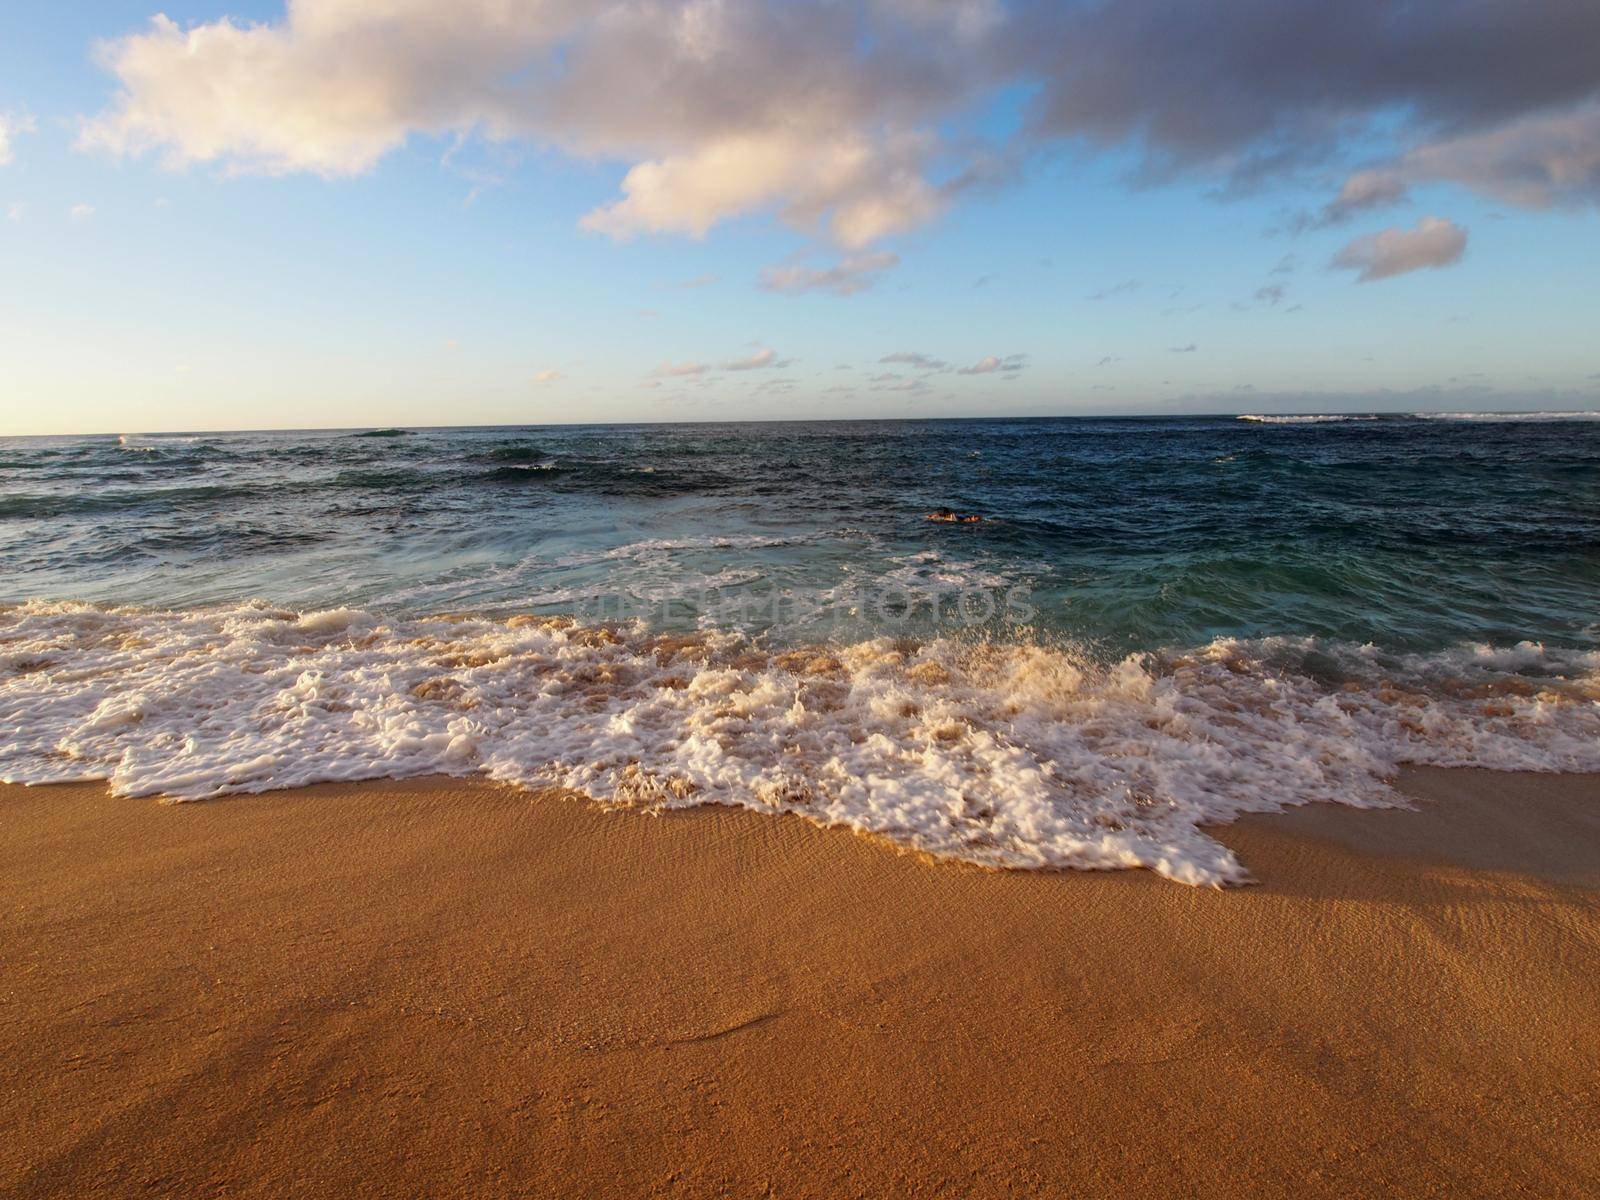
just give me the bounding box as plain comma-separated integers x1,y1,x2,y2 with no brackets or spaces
3,601,1597,886
881,548,1015,591
1238,414,1379,424
117,434,203,449
1239,411,1600,425
1411,410,1600,422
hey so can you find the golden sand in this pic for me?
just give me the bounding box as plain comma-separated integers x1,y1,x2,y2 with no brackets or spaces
3,769,1597,1197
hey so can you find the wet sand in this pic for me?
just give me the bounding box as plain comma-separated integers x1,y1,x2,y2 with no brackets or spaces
3,769,1597,1198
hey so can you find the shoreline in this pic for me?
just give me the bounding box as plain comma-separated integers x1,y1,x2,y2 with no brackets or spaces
4,768,1598,1196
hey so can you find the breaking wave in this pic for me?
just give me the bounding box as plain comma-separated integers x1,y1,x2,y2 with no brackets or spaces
1412,411,1600,423
1240,411,1600,425
1238,414,1382,424
3,601,1596,886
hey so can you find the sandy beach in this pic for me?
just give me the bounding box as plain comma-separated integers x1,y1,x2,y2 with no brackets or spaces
3,769,1597,1198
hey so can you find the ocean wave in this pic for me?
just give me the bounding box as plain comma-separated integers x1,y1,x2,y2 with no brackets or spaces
3,601,1596,886
0,483,264,520
1238,414,1383,424
1240,411,1600,425
477,444,555,465
118,434,205,450
1411,411,1600,423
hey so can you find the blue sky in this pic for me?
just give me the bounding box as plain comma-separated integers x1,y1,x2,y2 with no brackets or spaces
2,1,1598,434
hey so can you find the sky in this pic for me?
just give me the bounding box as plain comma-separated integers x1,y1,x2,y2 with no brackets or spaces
2,0,1598,435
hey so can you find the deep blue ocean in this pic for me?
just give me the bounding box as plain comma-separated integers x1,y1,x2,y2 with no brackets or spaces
3,414,1597,657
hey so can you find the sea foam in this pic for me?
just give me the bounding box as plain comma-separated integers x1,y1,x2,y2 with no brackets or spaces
1238,414,1380,424
1238,411,1600,424
2,601,1597,885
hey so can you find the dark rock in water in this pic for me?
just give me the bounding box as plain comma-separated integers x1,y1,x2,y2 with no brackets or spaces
351,428,413,438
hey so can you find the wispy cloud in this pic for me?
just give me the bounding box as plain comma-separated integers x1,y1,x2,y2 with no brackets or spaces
651,360,708,378
1088,279,1140,301
0,110,35,167
533,369,564,383
956,353,1027,375
1291,170,1409,231
879,351,948,371
868,373,930,393
760,251,899,297
721,346,793,371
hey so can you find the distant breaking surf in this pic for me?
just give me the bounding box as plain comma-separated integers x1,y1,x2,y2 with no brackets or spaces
1239,411,1600,424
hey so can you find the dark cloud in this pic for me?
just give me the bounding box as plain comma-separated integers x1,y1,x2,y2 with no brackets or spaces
1011,0,1600,190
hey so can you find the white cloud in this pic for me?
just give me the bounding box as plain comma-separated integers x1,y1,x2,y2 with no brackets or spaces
1332,217,1468,282
760,251,899,296
5,201,23,222
68,203,95,221
580,130,941,248
0,111,36,167
82,2,979,249
534,369,564,383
